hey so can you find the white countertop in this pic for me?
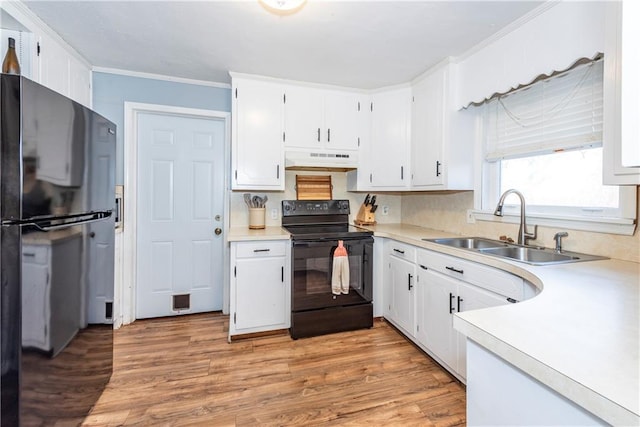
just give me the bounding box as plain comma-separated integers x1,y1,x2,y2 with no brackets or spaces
363,223,640,426
227,226,290,242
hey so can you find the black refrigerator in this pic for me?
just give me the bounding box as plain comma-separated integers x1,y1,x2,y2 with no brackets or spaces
1,74,116,425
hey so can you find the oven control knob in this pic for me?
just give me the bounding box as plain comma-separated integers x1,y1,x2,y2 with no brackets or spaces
284,204,291,211
340,201,349,210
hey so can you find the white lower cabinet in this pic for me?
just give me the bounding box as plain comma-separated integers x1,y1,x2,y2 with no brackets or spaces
384,241,417,337
21,233,82,356
229,240,290,339
383,239,528,382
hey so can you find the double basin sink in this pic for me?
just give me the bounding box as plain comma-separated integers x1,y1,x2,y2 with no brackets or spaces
424,237,607,266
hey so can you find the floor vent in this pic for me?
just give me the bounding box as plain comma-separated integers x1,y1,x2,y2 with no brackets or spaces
173,294,190,311
105,301,113,320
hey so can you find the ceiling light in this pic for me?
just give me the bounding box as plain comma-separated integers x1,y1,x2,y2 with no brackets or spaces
259,0,307,15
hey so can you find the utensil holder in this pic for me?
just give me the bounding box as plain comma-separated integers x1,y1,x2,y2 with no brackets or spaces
248,208,266,229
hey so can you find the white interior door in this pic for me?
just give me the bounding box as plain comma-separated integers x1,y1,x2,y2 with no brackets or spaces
136,112,225,319
87,118,116,324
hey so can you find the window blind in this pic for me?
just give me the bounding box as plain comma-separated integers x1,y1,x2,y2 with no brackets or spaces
485,59,603,161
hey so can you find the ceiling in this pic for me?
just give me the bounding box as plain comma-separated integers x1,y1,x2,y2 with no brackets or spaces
22,0,544,89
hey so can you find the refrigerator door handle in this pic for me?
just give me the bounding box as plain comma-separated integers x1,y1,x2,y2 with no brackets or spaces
1,210,112,231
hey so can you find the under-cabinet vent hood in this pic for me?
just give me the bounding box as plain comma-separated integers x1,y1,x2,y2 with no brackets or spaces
285,150,358,172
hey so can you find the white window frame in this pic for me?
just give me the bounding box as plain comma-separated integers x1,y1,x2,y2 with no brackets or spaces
468,62,637,236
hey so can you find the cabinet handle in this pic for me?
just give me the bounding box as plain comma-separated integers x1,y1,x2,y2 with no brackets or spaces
281,266,284,282
457,296,463,312
253,249,271,253
449,293,455,314
327,128,331,142
23,253,36,257
446,266,464,274
276,164,280,179
393,248,405,254
401,166,404,180
408,273,413,290
436,161,441,177
507,297,517,304
317,128,321,142
419,264,428,270
369,173,372,183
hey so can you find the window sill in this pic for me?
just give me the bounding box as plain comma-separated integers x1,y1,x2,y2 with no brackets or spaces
468,210,636,236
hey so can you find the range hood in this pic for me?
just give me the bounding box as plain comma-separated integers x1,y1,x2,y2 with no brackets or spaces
285,150,358,172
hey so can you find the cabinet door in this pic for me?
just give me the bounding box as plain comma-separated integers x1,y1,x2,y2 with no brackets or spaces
417,268,457,372
234,256,286,330
603,1,640,184
389,255,416,336
324,91,360,151
22,260,49,349
233,79,284,190
37,33,69,97
68,55,91,107
370,88,411,188
411,70,445,187
284,86,323,149
456,282,510,379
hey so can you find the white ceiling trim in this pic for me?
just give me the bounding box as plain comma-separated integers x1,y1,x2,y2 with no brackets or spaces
92,66,231,89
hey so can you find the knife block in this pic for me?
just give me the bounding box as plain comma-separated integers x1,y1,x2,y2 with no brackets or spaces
354,203,376,226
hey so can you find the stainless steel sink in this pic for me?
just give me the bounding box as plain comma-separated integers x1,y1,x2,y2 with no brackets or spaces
424,237,508,250
425,237,608,266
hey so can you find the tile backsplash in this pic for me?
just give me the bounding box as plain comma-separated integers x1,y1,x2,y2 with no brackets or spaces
229,171,402,227
401,188,640,263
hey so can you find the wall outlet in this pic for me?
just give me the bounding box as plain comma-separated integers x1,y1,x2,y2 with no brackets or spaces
382,205,389,216
270,208,278,220
466,209,476,224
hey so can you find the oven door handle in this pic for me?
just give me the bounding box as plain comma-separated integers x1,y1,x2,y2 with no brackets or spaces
293,238,371,247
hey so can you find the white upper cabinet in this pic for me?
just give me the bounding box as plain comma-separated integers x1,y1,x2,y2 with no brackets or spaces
231,76,285,190
284,85,361,152
0,3,92,107
603,0,640,184
367,86,412,189
411,62,473,190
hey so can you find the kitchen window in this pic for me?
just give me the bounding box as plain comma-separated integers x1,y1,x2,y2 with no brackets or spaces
473,57,636,235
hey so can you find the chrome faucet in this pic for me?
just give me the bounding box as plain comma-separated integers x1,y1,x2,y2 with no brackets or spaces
494,189,538,246
554,232,568,252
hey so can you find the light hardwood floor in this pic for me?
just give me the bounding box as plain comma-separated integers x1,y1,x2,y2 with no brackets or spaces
86,313,466,426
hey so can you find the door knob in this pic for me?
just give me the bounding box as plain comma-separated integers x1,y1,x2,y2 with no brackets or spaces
214,228,222,235
89,232,95,238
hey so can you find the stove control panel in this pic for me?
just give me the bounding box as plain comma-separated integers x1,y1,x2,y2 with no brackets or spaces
282,200,350,216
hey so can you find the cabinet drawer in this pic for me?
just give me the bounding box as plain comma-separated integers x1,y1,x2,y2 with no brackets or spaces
418,249,525,301
386,241,417,263
235,241,288,258
22,245,49,264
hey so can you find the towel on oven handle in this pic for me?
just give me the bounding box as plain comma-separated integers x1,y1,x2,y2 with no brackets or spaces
331,240,350,295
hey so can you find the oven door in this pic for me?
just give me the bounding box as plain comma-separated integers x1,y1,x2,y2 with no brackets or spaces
291,236,373,312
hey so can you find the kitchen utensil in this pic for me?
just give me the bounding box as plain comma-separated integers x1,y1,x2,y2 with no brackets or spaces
370,195,376,206
364,194,371,206
262,195,268,206
253,195,261,208
243,193,252,208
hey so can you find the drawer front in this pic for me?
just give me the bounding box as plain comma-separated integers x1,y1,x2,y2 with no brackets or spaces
418,249,524,301
386,241,417,263
235,240,287,258
22,245,49,264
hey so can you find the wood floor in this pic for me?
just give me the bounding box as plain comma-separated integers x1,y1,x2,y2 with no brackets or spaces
85,313,466,426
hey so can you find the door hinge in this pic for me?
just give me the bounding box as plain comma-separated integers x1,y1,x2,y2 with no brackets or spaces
233,312,236,324
235,88,237,98
234,266,236,277
37,42,41,56
234,170,237,180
